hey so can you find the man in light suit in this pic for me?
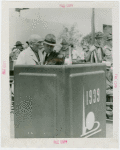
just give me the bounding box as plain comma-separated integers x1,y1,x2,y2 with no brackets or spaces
16,34,44,65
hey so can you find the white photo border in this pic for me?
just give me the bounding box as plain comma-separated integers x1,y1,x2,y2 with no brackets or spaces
1,1,119,148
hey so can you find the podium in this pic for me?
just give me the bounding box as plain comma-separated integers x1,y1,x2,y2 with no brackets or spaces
14,64,106,138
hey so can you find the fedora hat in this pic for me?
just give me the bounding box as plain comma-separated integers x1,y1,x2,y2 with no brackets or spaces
61,39,69,45
95,32,104,39
15,41,23,46
44,34,56,46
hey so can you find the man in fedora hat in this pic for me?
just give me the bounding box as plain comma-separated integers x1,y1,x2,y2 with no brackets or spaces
15,41,24,51
59,39,69,58
58,39,80,61
103,33,113,64
82,41,90,62
85,32,104,63
43,34,64,65
16,34,44,65
9,41,24,61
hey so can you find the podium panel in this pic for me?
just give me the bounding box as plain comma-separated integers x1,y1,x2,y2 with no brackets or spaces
69,71,106,138
14,64,106,138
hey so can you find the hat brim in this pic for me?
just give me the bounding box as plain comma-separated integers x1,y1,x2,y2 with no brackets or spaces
107,38,112,41
95,36,103,39
15,44,24,46
44,41,56,46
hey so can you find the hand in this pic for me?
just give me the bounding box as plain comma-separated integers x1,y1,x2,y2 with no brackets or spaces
64,58,72,65
89,45,96,52
57,54,64,58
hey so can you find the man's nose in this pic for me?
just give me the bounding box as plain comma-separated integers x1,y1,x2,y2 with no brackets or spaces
48,46,52,50
39,45,44,49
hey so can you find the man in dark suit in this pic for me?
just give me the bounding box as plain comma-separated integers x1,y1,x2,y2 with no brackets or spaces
43,34,64,65
10,41,24,61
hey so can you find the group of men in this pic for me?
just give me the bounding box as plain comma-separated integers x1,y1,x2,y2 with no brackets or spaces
83,32,112,64
82,31,113,119
10,34,81,66
85,32,113,93
10,32,113,96
10,32,113,95
10,32,113,119
10,32,113,66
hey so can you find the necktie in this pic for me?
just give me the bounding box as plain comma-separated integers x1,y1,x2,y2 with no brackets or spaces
45,54,48,61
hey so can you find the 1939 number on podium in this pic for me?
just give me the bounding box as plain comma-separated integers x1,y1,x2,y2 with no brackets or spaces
86,88,100,105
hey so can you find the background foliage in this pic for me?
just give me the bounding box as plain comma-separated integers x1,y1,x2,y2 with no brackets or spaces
57,23,82,47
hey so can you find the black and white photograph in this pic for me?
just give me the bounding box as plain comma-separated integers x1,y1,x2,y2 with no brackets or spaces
1,1,119,148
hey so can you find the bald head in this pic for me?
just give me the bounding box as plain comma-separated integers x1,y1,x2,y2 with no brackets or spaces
29,34,44,52
29,34,43,45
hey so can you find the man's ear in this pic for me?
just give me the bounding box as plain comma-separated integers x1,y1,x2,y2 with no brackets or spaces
29,41,33,47
30,43,33,48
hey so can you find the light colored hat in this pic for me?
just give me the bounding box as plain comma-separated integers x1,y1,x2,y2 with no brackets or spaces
61,39,69,45
44,34,56,46
29,34,43,44
95,32,104,39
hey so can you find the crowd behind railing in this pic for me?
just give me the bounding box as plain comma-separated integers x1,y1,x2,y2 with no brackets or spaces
9,32,113,120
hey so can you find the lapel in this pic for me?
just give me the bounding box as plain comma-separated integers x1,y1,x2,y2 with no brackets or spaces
43,51,46,62
94,47,102,62
94,43,103,62
38,50,46,65
44,52,53,65
28,47,38,63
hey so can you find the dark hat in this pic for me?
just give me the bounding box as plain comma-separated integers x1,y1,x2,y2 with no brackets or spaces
61,39,69,45
95,32,103,39
44,34,56,46
26,41,29,45
106,33,112,41
15,41,23,46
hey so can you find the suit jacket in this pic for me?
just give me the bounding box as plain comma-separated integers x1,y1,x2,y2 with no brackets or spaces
103,45,112,63
10,48,21,61
59,47,69,58
90,44,104,63
16,47,41,65
44,51,65,65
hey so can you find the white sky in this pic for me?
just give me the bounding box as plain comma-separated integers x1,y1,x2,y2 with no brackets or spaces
9,8,112,49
